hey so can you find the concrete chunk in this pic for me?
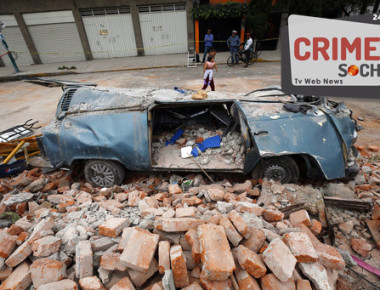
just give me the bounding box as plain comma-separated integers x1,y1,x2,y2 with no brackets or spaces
298,262,332,290
75,240,93,279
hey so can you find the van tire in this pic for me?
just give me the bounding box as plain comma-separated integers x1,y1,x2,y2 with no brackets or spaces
84,160,125,188
252,156,299,184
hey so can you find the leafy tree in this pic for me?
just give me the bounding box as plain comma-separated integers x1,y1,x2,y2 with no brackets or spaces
245,0,273,40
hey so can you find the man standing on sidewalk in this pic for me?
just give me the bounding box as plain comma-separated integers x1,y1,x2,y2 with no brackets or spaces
202,29,213,63
244,33,253,68
227,30,240,64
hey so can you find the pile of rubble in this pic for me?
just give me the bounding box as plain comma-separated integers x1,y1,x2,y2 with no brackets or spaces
0,146,378,289
152,127,245,168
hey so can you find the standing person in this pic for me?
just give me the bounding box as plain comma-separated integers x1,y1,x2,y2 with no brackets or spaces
202,56,218,91
202,29,213,63
243,33,253,68
227,30,240,64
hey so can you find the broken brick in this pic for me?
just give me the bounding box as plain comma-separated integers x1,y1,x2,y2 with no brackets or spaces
79,276,105,290
120,227,159,272
351,238,372,257
198,223,235,281
262,209,284,222
100,252,127,271
199,275,233,290
296,279,313,290
5,240,32,268
262,238,297,282
156,217,205,232
168,184,182,194
185,228,201,264
234,262,261,290
228,210,251,239
242,228,266,253
289,210,312,227
128,258,158,287
310,219,322,235
8,224,24,236
109,277,135,290
30,258,67,288
176,207,197,218
75,240,93,279
38,279,78,290
0,229,17,258
260,273,296,290
117,227,133,252
98,218,130,238
170,245,190,288
206,188,225,201
236,245,266,278
158,241,170,274
232,180,252,194
283,232,319,263
0,261,31,290
219,215,243,247
31,235,61,257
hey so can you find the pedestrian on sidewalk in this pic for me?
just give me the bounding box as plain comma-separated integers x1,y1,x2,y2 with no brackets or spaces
227,30,240,64
202,55,218,91
202,29,214,63
243,32,253,68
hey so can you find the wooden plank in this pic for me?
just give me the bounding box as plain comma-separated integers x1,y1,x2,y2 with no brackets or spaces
324,196,372,212
366,220,380,249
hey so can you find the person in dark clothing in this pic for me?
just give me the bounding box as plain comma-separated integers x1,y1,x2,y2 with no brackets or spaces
202,29,213,63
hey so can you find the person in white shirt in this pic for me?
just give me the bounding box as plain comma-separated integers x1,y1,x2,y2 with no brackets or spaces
244,33,253,68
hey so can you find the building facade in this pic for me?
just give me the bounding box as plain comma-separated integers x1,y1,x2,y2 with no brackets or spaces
0,0,194,66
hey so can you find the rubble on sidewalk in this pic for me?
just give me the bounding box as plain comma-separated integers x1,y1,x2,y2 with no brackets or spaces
0,147,378,289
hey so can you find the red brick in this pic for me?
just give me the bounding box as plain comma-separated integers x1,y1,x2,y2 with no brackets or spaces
198,224,235,281
234,263,261,290
156,218,205,232
75,240,93,279
109,277,135,290
207,188,225,201
310,219,322,235
199,275,233,290
128,258,158,287
30,258,67,288
233,180,252,194
176,207,197,218
182,282,203,290
0,229,17,258
0,261,31,290
120,227,159,272
8,224,24,236
368,145,379,152
158,241,170,274
372,204,380,220
100,252,127,271
98,218,130,238
185,228,201,264
190,266,201,278
260,273,296,290
38,279,78,290
117,227,133,252
170,245,190,288
262,238,297,282
296,279,312,290
242,228,266,253
5,240,32,268
41,181,58,193
0,266,12,281
228,210,251,239
79,276,106,290
351,238,372,257
289,210,312,227
219,216,243,247
357,184,371,191
283,232,319,263
236,245,267,279
168,184,182,194
47,194,74,204
262,209,284,222
31,235,61,257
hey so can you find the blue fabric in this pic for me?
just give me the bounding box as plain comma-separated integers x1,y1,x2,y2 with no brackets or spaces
204,34,214,47
166,128,184,146
174,87,186,94
191,135,221,157
230,46,238,63
227,35,240,47
202,46,212,63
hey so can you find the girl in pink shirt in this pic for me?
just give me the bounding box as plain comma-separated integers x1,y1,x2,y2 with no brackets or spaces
202,56,218,91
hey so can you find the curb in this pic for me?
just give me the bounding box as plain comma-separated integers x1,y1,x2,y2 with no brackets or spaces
0,59,279,83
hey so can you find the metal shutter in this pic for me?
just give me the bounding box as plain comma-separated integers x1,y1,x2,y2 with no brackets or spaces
0,15,33,66
27,22,86,63
138,5,188,56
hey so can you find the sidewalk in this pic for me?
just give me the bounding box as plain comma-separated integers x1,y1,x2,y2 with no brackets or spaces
0,50,280,82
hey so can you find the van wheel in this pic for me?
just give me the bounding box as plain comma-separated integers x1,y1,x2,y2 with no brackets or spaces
252,156,299,184
84,160,125,188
